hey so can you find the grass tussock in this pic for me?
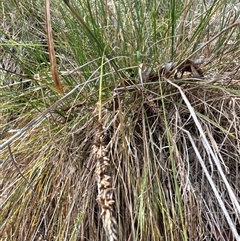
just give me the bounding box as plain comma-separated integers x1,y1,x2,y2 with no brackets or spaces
1,0,240,240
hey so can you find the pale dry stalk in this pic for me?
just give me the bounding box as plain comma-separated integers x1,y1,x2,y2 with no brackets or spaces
93,122,117,241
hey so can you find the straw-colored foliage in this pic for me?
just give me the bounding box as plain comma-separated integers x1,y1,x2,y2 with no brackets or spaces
1,0,240,240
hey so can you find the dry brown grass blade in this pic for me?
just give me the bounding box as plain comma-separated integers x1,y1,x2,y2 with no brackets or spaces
7,145,36,194
45,0,63,93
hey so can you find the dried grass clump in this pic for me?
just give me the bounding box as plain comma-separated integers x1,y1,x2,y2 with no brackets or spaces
1,0,240,240
1,72,240,240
